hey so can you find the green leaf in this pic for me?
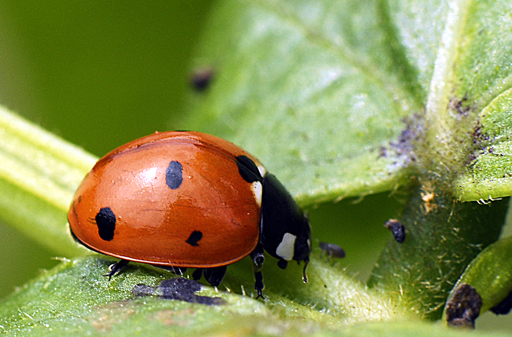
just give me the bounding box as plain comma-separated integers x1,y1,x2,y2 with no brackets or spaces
0,256,269,336
0,256,368,334
181,0,512,206
2,256,510,336
454,90,512,201
448,1,512,201
180,0,438,206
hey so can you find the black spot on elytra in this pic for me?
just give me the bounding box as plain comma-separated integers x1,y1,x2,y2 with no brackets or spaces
95,207,116,241
186,231,203,246
236,155,262,183
166,161,183,190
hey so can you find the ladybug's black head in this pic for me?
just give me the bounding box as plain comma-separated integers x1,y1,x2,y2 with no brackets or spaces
260,174,312,271
292,214,311,262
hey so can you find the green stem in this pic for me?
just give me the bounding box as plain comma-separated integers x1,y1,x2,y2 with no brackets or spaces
0,106,96,256
368,181,507,320
424,0,468,157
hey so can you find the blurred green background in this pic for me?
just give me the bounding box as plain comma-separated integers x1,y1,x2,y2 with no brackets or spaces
0,0,509,331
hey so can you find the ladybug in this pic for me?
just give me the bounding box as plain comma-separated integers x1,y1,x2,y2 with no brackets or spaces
68,131,311,297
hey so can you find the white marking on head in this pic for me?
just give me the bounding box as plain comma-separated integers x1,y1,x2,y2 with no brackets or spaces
276,233,297,261
251,181,262,207
257,164,267,178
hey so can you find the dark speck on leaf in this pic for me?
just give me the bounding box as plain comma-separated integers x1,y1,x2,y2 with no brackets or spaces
384,219,406,243
381,115,422,166
132,278,225,306
446,283,482,328
190,68,214,91
319,242,345,258
448,94,471,116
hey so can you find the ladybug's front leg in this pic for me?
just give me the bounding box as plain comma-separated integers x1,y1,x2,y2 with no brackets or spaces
153,265,188,275
204,265,227,287
250,243,265,298
253,271,264,299
192,268,203,281
105,259,130,280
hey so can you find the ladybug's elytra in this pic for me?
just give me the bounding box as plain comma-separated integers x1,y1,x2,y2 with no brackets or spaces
68,131,311,297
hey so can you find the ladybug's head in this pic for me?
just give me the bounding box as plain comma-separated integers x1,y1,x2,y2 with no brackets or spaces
292,213,311,262
260,174,312,278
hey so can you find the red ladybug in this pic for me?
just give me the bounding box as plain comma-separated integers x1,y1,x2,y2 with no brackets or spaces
68,131,311,297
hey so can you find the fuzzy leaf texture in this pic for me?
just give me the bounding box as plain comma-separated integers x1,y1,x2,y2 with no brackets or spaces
0,256,510,336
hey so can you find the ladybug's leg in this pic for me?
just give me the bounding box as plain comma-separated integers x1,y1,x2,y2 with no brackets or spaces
105,259,130,280
250,243,265,269
155,265,187,275
192,268,203,281
250,243,265,298
277,259,288,269
302,257,310,283
172,267,187,275
254,271,264,299
204,265,227,287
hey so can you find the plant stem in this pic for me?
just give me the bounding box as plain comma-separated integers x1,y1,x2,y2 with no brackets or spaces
367,180,507,320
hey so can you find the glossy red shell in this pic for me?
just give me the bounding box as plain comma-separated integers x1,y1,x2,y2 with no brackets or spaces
68,131,263,268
